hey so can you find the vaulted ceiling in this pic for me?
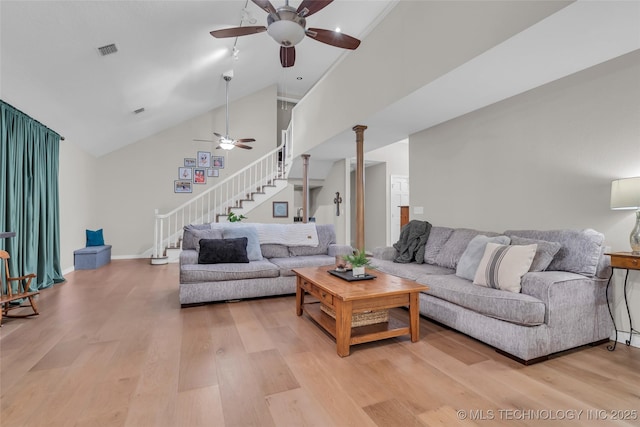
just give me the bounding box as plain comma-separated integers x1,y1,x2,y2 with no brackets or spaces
0,0,394,156
1,0,639,165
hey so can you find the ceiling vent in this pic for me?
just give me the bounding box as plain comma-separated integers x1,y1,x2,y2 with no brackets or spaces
133,108,145,114
97,43,118,56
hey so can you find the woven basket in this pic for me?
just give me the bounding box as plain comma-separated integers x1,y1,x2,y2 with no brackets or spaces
320,304,389,327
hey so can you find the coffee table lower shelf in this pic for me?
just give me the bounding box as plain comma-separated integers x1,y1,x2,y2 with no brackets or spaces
302,301,410,346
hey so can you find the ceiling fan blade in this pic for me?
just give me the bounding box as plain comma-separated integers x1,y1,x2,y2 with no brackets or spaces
252,0,277,15
235,143,254,150
235,138,255,143
280,46,296,68
193,139,215,143
297,0,333,17
306,28,361,50
210,26,266,38
215,145,223,150
213,132,224,138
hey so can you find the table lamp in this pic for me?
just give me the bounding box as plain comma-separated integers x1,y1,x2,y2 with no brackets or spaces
611,177,640,254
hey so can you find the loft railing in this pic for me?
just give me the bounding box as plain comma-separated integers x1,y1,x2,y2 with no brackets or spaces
151,142,288,260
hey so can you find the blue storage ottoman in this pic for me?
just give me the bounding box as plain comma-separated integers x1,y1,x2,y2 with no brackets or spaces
74,245,112,270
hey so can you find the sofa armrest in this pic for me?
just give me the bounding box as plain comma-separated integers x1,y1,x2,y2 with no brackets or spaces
180,249,199,266
328,244,354,257
371,246,397,261
520,271,608,325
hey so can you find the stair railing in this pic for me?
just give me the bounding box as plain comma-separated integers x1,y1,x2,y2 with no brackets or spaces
152,143,287,259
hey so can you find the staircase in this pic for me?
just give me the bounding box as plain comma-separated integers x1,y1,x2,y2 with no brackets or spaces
150,142,291,264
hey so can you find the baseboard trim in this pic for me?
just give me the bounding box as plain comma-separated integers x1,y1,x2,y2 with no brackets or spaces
612,331,640,348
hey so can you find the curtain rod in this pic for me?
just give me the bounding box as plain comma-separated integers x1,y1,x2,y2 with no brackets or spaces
0,100,65,141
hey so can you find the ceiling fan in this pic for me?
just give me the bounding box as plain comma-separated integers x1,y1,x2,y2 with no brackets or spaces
210,0,361,68
194,71,255,150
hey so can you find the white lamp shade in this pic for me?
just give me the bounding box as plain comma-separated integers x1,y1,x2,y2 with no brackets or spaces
611,177,640,210
267,20,305,46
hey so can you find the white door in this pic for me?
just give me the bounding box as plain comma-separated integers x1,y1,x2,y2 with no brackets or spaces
390,175,409,244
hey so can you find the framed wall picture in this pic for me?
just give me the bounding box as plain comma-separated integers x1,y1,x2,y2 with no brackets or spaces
174,180,192,193
207,168,219,178
197,151,211,168
212,156,224,169
273,201,288,218
184,158,196,167
193,168,206,184
178,167,192,180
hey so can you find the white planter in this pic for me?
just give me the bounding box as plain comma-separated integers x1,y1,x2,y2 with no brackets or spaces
352,266,366,277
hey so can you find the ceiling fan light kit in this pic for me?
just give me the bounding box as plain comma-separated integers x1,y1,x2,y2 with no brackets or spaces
209,0,361,68
208,72,255,151
267,13,306,46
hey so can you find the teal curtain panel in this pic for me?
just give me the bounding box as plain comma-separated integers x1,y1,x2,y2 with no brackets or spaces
1,100,65,290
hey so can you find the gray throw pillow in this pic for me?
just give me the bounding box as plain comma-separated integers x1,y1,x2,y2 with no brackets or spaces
423,226,454,264
222,226,263,261
434,228,499,269
184,226,223,251
456,235,511,280
509,236,562,272
504,229,604,276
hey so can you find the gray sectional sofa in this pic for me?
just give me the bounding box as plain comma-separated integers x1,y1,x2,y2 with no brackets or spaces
179,223,353,306
371,226,613,364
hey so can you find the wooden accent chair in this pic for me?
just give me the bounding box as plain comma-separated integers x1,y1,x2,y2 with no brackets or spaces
0,249,39,326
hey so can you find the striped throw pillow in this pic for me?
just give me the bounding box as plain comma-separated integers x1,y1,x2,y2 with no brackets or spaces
473,242,537,293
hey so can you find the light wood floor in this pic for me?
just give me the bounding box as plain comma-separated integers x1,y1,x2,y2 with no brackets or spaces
1,259,639,427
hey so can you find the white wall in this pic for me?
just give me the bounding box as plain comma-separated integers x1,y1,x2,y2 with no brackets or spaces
365,140,410,246
364,163,388,251
58,140,99,272
243,183,295,224
95,85,277,256
312,159,349,245
409,51,640,346
291,1,569,157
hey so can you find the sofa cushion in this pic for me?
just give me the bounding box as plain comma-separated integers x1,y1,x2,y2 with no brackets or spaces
473,243,537,293
260,244,290,258
434,228,498,269
456,235,510,280
504,229,604,277
181,259,280,283
423,226,454,264
372,258,454,281
223,226,263,261
269,255,336,277
198,238,249,264
183,224,222,250
289,224,335,256
416,274,546,326
509,236,561,272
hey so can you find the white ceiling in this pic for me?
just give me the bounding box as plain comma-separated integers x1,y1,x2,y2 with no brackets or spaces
0,0,395,156
305,0,640,165
1,0,639,166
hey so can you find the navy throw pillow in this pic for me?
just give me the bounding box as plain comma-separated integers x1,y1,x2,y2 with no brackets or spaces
198,238,250,264
86,229,105,246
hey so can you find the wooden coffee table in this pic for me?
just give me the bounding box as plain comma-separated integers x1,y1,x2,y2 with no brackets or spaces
294,266,428,357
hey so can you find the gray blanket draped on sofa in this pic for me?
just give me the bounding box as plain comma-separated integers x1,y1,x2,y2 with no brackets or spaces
393,220,432,263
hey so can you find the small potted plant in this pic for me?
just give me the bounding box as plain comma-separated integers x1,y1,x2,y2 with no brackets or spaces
227,211,247,223
342,249,373,278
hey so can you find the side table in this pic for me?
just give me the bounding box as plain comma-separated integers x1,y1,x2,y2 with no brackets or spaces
605,252,639,351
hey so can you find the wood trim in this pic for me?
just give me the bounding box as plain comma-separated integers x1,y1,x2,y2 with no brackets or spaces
353,125,367,251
